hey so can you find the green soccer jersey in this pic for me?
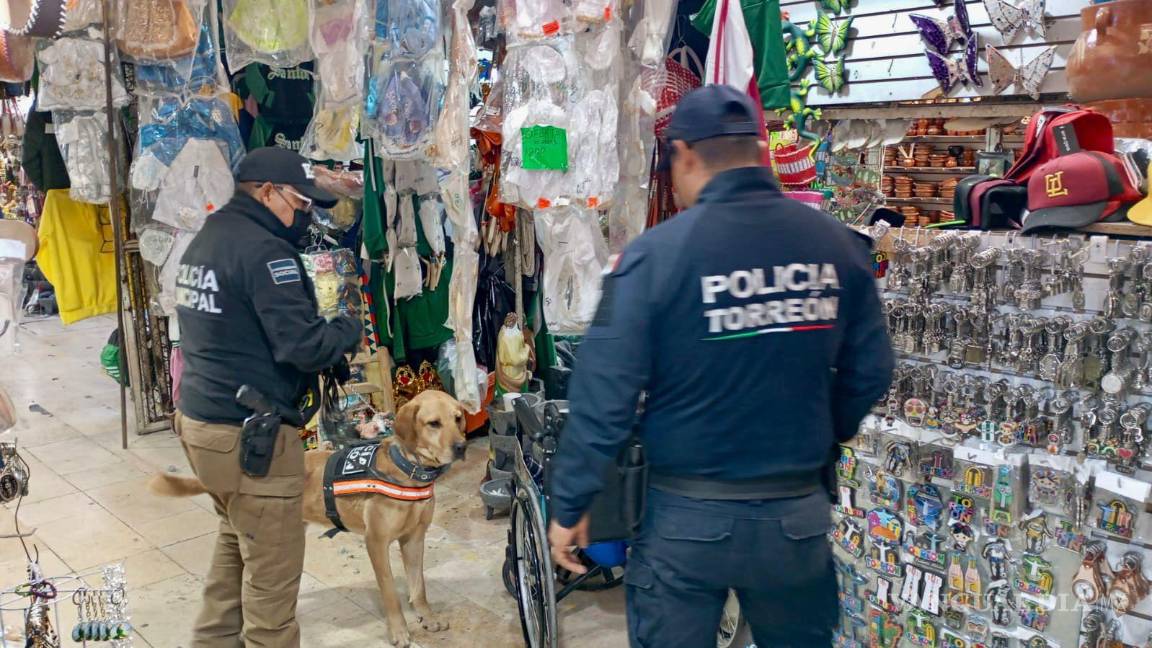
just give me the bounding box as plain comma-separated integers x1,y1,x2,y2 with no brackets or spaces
691,0,790,111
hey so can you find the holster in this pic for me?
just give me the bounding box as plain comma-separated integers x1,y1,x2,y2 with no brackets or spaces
583,438,647,544
239,414,283,478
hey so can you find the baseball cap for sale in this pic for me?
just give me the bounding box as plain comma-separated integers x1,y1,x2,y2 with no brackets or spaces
234,147,338,208
657,85,762,171
1021,151,1143,233
1128,160,1152,227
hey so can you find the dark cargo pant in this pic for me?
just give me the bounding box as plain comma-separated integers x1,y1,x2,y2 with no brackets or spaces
625,489,837,648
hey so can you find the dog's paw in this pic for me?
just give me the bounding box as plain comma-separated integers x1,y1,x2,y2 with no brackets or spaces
388,629,413,648
418,615,449,632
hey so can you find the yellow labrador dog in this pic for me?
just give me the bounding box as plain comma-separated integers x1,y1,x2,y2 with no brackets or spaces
152,390,468,647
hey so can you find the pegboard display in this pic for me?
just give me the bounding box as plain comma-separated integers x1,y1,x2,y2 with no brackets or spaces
834,230,1152,648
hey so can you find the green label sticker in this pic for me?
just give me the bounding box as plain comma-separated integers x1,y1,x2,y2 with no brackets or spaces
521,125,568,171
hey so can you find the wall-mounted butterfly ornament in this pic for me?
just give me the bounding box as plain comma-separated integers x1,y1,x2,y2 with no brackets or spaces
819,0,851,15
986,44,1055,99
814,56,847,93
814,11,853,55
985,0,1046,43
910,0,982,93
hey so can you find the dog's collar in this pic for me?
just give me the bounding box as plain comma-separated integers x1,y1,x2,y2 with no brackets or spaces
389,443,448,483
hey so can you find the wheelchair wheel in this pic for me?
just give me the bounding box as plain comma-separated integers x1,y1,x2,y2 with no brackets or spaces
716,591,753,648
510,490,558,648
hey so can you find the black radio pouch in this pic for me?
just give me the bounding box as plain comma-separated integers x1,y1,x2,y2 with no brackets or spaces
239,414,283,478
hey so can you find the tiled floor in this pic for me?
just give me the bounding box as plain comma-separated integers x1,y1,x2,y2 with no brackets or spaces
0,315,627,647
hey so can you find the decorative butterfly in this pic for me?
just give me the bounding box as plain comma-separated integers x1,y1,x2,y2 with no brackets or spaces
820,0,850,15
910,0,973,55
987,44,1055,100
925,36,982,93
814,12,854,55
985,0,1046,43
814,56,847,93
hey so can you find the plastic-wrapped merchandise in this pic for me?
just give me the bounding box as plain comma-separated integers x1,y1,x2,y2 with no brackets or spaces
374,0,441,59
222,0,313,73
364,58,444,159
568,22,621,207
312,165,365,199
116,0,202,63
300,0,368,161
151,138,234,232
500,38,579,209
500,0,570,43
63,0,103,31
300,93,362,162
158,230,195,315
137,95,245,169
54,111,114,204
137,226,177,267
134,10,228,96
313,0,367,104
533,206,608,334
301,247,363,320
36,31,132,111
573,0,617,25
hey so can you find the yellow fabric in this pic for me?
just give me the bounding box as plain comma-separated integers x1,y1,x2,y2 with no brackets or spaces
36,189,118,324
227,0,309,54
1129,160,1152,227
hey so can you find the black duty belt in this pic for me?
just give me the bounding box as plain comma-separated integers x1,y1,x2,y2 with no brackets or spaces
649,472,821,501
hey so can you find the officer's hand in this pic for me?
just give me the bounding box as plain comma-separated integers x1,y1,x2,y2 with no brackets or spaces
328,357,352,385
548,516,590,575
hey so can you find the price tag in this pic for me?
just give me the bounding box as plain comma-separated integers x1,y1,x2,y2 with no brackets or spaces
521,125,568,171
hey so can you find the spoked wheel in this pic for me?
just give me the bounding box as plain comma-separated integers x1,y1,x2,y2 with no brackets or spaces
510,490,558,648
716,591,753,648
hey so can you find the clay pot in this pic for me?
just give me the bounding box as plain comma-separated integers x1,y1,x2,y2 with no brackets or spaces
1067,0,1152,103
1085,98,1152,139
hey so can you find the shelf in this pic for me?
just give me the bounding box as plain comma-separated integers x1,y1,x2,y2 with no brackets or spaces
886,167,977,174
886,197,954,205
900,135,1024,143
1079,222,1152,239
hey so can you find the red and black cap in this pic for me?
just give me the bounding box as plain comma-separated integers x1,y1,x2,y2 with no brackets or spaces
1022,151,1143,233
234,147,339,208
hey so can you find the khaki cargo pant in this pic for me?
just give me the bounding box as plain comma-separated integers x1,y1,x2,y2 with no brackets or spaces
175,412,306,648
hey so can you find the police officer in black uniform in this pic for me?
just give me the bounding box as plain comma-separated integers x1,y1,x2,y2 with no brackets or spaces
547,85,894,647
174,147,361,647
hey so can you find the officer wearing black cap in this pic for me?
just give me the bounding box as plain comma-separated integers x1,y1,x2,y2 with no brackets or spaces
174,147,361,648
548,85,894,647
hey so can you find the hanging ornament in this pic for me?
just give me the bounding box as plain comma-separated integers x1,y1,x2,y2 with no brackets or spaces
925,38,981,93
986,45,1055,100
813,56,846,94
819,0,851,15
910,0,973,55
984,0,1046,43
814,11,853,55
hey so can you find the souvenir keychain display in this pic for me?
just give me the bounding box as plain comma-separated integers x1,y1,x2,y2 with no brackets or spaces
832,233,1152,648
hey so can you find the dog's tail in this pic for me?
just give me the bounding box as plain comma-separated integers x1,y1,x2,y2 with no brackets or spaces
149,473,209,497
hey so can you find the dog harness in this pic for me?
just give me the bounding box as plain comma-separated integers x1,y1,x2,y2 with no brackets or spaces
322,443,447,535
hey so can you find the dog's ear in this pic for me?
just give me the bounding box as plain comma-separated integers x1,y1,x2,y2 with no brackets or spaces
456,404,468,436
395,400,420,448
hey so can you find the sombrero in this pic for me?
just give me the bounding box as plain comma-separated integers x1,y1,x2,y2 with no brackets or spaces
0,30,33,82
0,0,67,38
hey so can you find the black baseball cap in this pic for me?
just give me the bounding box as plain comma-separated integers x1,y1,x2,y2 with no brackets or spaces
658,85,762,170
234,147,339,208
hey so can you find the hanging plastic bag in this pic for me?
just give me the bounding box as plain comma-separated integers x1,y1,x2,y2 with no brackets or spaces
151,138,234,232
573,0,617,25
137,226,176,267
54,111,114,204
36,31,132,111
364,58,444,159
134,9,227,95
300,92,362,162
222,0,312,72
375,0,442,59
116,0,202,63
300,247,363,320
138,95,246,168
499,0,569,43
534,206,608,334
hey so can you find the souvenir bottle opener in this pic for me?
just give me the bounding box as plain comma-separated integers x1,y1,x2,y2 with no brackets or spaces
1072,541,1110,604
1108,552,1151,615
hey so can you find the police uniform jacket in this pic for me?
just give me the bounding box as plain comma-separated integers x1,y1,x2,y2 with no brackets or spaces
551,167,895,527
175,192,361,426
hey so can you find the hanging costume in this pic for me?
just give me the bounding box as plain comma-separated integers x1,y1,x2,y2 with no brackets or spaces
35,190,117,324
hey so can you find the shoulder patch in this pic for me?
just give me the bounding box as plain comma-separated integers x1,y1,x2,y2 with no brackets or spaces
267,258,301,285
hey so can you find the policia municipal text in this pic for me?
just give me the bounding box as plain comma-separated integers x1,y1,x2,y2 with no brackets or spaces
548,86,895,647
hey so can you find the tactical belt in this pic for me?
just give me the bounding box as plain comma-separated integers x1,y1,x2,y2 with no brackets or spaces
322,443,437,536
649,472,821,500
